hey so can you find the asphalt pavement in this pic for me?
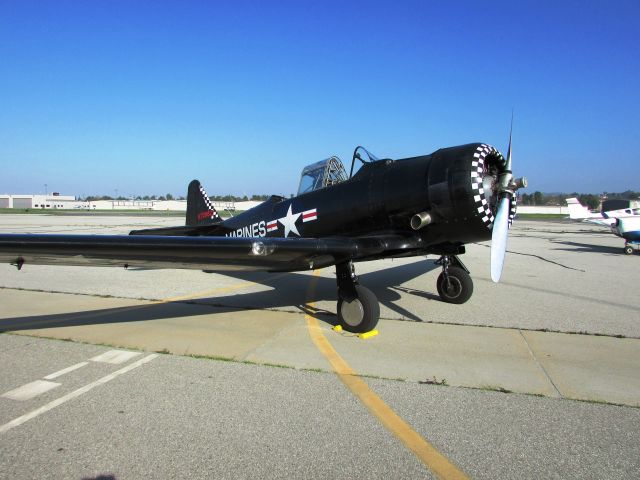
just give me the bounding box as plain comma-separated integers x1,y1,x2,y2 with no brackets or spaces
0,214,639,479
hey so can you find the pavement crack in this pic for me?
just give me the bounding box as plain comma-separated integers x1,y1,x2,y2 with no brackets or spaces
518,330,563,398
508,250,585,272
475,243,585,272
236,320,296,363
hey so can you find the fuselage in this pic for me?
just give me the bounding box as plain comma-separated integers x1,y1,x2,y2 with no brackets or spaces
215,143,509,257
612,216,640,242
0,142,513,274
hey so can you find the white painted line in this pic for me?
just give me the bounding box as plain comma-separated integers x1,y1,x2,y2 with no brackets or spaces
90,350,142,364
2,380,61,401
44,362,89,380
0,354,158,434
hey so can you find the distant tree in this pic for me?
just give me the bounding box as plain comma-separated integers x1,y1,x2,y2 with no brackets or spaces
579,194,600,210
166,193,174,201
618,190,640,200
545,194,563,206
533,191,544,205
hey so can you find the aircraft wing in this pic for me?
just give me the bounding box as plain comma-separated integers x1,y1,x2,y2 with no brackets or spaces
0,234,397,272
581,217,614,227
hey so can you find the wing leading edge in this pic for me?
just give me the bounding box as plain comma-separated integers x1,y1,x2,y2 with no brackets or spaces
0,234,393,272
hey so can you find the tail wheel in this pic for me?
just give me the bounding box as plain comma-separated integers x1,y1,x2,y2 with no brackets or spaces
624,244,634,255
337,285,380,333
437,266,473,304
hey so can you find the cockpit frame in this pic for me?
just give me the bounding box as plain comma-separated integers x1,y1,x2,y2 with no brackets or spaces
297,156,348,196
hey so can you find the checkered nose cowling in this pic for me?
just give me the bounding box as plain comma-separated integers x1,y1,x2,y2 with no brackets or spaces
469,144,517,230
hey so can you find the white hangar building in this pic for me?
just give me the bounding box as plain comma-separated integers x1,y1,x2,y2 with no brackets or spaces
0,194,77,209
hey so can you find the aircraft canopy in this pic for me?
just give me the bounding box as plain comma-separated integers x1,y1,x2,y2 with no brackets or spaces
297,156,348,195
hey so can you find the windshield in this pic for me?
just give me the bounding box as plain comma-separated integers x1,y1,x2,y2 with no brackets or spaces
297,156,347,195
349,146,380,177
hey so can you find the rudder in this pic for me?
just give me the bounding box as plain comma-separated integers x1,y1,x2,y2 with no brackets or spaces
565,197,593,220
186,180,222,226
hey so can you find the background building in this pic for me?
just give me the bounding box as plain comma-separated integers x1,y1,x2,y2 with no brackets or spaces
0,194,76,209
0,193,264,213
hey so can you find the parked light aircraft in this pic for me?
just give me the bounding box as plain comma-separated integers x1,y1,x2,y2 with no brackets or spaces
0,140,526,332
565,197,639,226
565,197,640,254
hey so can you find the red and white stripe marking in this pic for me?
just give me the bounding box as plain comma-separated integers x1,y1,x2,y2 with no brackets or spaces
266,220,278,232
302,208,317,223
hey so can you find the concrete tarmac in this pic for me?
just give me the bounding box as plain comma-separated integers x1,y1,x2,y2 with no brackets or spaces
1,335,638,480
0,215,638,405
0,214,639,478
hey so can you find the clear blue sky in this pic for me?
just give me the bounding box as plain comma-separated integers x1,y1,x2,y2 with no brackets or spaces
1,0,638,198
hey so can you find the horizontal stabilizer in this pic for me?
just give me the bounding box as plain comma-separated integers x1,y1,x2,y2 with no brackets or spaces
129,224,226,236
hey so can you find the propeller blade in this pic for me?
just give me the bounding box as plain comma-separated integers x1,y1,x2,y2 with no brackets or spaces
505,113,513,170
491,196,511,283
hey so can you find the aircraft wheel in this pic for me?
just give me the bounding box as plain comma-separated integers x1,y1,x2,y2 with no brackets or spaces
624,245,634,255
337,285,380,333
437,267,473,304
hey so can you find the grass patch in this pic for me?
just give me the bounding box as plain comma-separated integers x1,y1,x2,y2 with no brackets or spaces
419,376,447,386
241,359,295,370
187,353,235,362
359,372,407,382
300,367,328,374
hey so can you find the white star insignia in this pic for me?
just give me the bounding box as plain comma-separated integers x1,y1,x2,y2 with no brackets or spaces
278,205,301,237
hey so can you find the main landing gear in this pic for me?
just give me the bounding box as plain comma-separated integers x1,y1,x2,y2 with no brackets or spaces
335,262,380,333
434,255,473,304
334,256,474,333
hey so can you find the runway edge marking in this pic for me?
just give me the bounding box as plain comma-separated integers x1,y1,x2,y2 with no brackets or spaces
304,269,469,480
0,354,158,434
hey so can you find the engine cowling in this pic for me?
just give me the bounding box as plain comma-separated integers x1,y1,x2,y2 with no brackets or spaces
377,143,514,246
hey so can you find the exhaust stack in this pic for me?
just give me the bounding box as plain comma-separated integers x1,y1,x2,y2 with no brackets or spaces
411,211,432,230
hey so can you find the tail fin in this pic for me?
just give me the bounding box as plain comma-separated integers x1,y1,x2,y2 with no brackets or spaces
565,197,600,220
186,180,222,227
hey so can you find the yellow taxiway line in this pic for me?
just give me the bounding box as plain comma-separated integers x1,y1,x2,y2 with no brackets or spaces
305,269,469,480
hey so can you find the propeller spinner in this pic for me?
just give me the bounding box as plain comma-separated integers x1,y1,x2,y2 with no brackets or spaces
490,124,527,283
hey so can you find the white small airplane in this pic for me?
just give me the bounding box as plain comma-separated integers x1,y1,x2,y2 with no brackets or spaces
565,198,639,226
565,197,640,254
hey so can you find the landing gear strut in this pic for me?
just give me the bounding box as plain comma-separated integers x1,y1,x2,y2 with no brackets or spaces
435,255,473,304
335,262,380,333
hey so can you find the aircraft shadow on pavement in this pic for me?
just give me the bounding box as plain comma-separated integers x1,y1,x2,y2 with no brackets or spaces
550,240,624,255
1,260,440,332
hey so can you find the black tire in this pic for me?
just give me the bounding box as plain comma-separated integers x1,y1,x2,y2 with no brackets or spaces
337,285,380,333
624,245,634,255
437,267,473,304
